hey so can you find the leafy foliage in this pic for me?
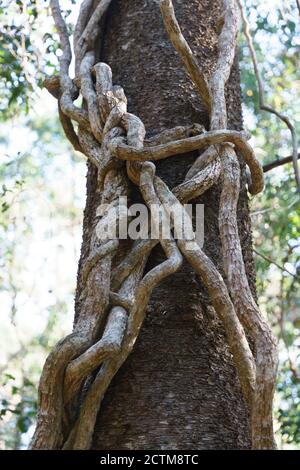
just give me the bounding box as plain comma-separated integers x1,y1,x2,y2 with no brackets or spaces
1,374,37,449
0,0,60,119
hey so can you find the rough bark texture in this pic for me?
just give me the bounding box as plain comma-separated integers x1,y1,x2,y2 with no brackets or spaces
76,0,255,450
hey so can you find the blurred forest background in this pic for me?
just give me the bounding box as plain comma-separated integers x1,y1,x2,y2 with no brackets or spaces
0,0,299,449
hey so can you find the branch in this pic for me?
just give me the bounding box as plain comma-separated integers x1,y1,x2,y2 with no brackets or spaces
263,153,300,173
139,163,183,289
78,0,112,48
78,127,102,170
109,292,134,311
71,260,148,449
50,1,92,136
122,112,146,184
253,248,299,279
237,0,300,192
159,0,211,110
59,95,91,130
67,358,120,449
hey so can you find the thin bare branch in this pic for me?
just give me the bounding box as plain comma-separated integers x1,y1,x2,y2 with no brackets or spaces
263,153,300,173
253,248,300,279
50,1,92,133
237,0,300,191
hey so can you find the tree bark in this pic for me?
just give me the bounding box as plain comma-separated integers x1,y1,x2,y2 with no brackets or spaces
71,0,254,450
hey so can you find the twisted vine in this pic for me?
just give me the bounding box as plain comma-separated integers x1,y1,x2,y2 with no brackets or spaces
32,0,277,450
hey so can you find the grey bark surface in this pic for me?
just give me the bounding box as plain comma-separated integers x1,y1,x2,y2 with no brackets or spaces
70,0,255,450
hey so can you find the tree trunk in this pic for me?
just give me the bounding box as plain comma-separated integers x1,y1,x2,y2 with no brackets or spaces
74,0,252,450
33,0,277,451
